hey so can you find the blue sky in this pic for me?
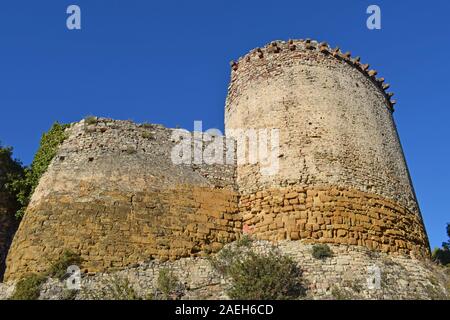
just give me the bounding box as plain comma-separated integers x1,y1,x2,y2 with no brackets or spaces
0,1,448,249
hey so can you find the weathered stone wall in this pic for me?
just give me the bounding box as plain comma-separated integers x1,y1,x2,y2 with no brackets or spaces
225,39,429,257
275,241,448,300
4,119,239,280
239,186,428,258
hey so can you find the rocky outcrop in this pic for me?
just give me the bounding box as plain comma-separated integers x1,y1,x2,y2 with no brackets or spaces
1,241,448,300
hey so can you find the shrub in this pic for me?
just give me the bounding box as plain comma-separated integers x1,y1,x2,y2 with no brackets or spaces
7,122,69,218
209,246,235,276
83,276,141,300
331,286,356,300
227,251,304,300
9,250,83,300
236,235,253,248
141,122,153,129
126,146,137,154
211,243,305,300
84,116,98,125
312,244,333,259
10,273,46,300
157,268,182,300
0,143,24,207
432,247,450,266
141,131,153,139
106,276,140,300
47,250,83,280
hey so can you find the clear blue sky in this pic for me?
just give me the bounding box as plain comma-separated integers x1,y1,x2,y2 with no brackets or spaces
0,1,448,249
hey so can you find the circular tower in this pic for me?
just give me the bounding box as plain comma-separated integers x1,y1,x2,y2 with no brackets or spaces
225,39,429,258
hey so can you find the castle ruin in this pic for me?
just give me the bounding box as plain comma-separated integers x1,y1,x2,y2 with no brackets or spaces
1,39,446,299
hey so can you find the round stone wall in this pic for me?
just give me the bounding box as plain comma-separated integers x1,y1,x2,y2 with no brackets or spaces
225,39,429,258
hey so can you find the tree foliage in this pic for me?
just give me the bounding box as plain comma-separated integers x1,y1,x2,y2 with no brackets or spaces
432,223,450,266
0,143,24,206
6,122,69,218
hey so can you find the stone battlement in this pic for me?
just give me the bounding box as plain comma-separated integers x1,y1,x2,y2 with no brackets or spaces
228,39,395,111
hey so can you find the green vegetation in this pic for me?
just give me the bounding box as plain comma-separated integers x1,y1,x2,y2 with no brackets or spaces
84,116,98,125
47,250,83,280
227,251,305,299
432,223,450,266
312,244,333,260
157,268,181,299
432,248,450,266
141,131,154,139
9,273,46,300
0,143,24,204
102,276,140,300
9,249,82,300
331,285,357,300
236,235,253,248
141,122,153,129
6,122,69,218
126,146,137,154
82,275,141,300
210,242,305,300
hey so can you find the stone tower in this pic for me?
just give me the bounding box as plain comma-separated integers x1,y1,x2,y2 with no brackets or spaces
225,39,429,258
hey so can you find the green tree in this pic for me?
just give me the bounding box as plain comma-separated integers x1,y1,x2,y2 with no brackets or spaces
6,122,69,218
444,223,450,249
432,223,450,265
0,143,24,205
